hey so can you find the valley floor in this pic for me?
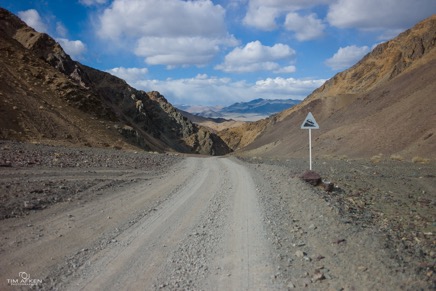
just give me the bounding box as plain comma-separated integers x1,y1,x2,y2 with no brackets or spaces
0,141,434,290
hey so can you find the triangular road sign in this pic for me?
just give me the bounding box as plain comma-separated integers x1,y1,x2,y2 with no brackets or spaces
301,112,319,129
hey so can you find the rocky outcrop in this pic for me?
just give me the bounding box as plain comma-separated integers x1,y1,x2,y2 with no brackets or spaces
308,15,436,100
80,65,231,155
0,8,231,155
0,9,90,87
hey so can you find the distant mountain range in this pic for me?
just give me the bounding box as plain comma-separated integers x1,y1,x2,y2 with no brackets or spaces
177,98,300,121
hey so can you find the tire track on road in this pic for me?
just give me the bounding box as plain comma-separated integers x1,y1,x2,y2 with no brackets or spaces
205,158,277,290
65,157,223,290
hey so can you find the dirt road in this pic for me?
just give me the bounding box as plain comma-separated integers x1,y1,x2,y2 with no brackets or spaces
0,145,433,290
61,157,276,290
1,157,281,290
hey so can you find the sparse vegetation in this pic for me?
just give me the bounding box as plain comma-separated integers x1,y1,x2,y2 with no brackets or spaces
370,154,383,163
390,154,404,161
412,156,430,164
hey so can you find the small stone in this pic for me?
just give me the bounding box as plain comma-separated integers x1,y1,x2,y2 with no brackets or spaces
303,279,311,287
322,181,334,192
333,238,346,244
23,201,39,209
295,250,306,258
312,271,325,282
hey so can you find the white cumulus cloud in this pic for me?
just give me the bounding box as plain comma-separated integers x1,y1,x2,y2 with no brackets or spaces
254,77,326,96
96,0,237,67
134,74,325,106
56,38,87,59
243,0,330,31
136,75,241,105
216,41,296,73
284,13,325,41
18,9,48,33
327,0,436,31
325,45,370,70
106,67,149,85
135,36,232,68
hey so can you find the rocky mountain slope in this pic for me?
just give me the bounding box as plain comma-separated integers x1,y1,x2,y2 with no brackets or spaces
0,8,230,155
224,15,436,160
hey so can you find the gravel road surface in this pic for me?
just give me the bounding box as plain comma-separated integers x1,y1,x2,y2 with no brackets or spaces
0,142,434,290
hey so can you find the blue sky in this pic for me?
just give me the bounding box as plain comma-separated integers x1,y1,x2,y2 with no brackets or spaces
1,0,435,106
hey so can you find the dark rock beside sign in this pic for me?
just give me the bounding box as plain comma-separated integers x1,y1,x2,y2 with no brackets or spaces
301,170,322,186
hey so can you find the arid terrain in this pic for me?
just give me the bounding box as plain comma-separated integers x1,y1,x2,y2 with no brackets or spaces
0,7,435,291
0,141,434,290
220,15,436,160
0,8,231,156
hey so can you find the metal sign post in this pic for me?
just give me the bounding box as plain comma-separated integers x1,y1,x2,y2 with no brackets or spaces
309,128,312,170
301,112,319,170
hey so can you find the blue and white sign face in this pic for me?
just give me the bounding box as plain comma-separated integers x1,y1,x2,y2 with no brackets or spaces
301,112,319,129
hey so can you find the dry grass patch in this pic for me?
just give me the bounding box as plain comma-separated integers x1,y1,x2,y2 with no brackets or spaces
370,154,383,163
411,156,430,164
390,154,404,161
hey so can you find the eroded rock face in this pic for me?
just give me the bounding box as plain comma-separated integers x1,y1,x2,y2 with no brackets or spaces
311,15,436,98
0,8,231,155
146,91,231,155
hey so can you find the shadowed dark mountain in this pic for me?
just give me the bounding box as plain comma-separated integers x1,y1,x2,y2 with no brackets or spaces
0,8,230,155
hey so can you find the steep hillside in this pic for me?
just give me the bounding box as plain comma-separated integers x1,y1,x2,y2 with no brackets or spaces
226,15,436,160
0,8,230,155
